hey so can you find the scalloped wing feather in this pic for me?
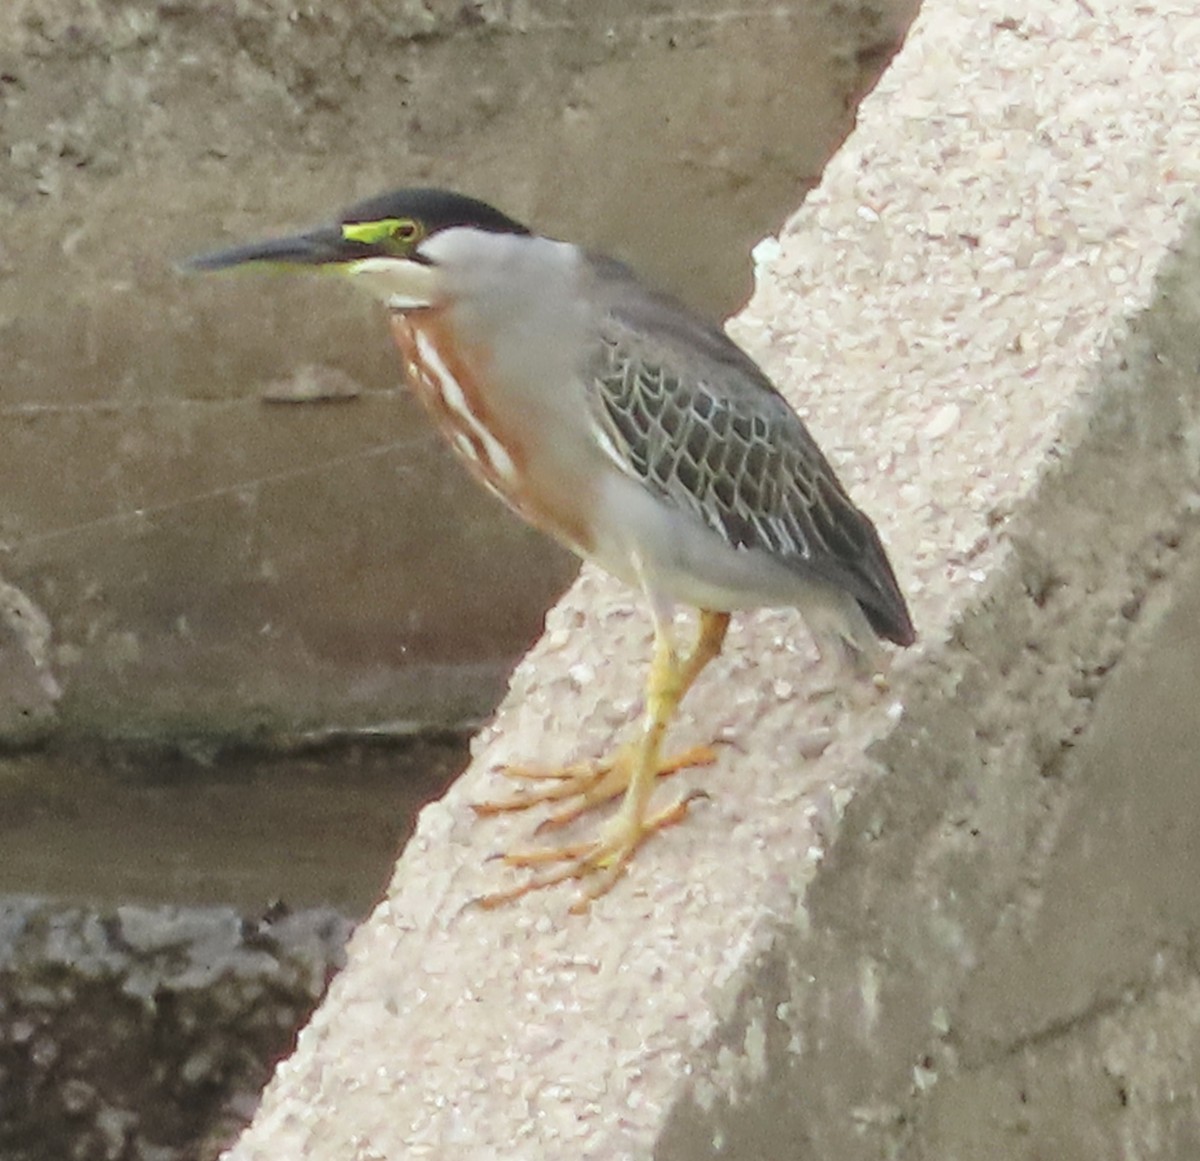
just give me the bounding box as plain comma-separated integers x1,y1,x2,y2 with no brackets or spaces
586,304,914,646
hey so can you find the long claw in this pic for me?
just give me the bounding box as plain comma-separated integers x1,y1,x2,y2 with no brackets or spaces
471,763,609,817
500,841,594,868
475,862,586,911
473,743,718,827
473,793,705,913
498,764,595,783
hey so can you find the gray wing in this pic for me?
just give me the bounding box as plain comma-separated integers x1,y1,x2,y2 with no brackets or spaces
585,276,914,646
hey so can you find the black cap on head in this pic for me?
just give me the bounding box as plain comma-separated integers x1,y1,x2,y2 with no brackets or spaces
339,188,530,237
181,187,531,274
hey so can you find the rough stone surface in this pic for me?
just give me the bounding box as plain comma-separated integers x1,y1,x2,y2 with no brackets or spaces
219,1,1200,1158
0,898,351,1161
0,0,908,742
0,579,61,744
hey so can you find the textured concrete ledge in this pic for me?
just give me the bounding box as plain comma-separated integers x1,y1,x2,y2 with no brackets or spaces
227,2,1200,1157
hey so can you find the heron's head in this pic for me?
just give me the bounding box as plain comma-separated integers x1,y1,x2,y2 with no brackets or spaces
183,187,531,309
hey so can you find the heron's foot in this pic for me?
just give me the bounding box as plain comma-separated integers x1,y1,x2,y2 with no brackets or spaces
474,789,707,914
471,742,717,832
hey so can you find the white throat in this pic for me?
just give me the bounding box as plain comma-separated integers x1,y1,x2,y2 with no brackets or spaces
344,256,440,309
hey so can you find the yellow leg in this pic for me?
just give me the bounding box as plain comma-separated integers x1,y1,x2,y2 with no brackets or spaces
473,608,729,827
475,609,730,912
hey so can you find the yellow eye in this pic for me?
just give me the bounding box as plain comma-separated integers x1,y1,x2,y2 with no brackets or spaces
341,218,424,247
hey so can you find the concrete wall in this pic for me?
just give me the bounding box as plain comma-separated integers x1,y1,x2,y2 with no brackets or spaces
222,2,1200,1158
8,0,1199,1157
0,0,910,743
0,2,917,1157
659,221,1200,1160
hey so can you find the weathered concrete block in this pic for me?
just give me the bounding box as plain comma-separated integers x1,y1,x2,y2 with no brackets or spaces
220,2,1200,1157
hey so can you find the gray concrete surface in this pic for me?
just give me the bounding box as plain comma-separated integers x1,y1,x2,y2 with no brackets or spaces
0,0,910,743
658,224,1200,1160
6,1,1200,1158
220,1,1200,1157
